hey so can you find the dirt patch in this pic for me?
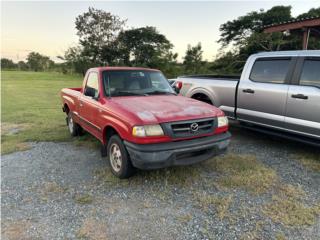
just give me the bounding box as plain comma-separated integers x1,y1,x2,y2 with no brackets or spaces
1,122,30,136
42,181,66,193
2,220,32,240
38,181,67,202
76,218,109,240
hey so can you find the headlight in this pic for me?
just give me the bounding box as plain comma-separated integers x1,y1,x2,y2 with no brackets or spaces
217,116,228,127
132,125,164,137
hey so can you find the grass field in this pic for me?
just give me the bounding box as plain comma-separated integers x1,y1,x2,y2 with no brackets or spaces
1,70,96,154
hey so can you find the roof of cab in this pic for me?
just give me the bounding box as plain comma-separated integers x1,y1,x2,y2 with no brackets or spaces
252,50,320,58
89,66,161,72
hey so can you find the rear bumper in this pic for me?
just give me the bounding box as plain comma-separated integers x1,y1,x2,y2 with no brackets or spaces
124,132,231,170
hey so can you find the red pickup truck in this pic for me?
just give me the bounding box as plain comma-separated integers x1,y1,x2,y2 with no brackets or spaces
61,67,231,178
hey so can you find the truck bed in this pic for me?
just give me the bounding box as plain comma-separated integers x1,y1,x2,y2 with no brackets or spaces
177,75,240,118
60,87,82,114
65,87,82,92
179,74,240,81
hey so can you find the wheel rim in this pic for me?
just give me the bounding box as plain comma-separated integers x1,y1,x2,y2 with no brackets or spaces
68,116,74,133
110,143,122,172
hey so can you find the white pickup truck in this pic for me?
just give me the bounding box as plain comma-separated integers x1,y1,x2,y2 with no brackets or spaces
175,50,320,146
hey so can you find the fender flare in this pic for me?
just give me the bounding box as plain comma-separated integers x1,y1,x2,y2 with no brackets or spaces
188,88,216,106
101,120,130,145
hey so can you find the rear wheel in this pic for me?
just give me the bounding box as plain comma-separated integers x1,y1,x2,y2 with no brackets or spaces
67,112,80,136
107,135,135,178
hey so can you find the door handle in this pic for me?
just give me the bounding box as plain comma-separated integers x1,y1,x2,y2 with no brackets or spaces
243,89,255,94
291,94,308,100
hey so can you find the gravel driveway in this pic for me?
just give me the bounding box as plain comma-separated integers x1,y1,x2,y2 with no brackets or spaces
2,124,320,240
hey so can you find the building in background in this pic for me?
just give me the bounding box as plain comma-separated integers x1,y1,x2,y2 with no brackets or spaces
263,16,320,50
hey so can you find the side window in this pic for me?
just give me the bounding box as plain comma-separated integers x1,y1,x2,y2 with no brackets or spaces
299,59,320,88
249,58,291,84
84,72,99,98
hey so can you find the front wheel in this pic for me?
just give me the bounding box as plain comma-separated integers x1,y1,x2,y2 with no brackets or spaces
107,135,135,179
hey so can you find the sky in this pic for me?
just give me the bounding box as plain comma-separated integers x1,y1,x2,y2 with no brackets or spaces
1,1,319,62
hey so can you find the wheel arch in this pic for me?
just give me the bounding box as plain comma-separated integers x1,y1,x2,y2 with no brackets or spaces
188,88,217,106
102,124,124,145
63,103,70,114
191,92,213,105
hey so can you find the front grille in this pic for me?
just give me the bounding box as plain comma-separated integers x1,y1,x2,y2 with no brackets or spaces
162,118,215,139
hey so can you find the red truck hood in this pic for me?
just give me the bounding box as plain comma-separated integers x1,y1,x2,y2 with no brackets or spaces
110,95,223,124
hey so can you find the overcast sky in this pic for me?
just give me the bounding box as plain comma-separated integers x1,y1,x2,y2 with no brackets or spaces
1,1,319,62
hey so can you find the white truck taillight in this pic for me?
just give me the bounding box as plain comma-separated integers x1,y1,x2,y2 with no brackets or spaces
175,81,183,90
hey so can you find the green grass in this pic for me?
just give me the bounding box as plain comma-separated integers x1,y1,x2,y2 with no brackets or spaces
94,165,202,190
74,194,94,204
209,154,278,194
1,70,95,154
293,152,320,172
194,192,233,219
263,184,320,226
263,196,320,226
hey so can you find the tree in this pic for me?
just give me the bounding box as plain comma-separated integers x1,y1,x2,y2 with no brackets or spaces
297,7,320,19
75,7,126,65
211,52,245,75
26,52,53,71
214,6,320,74
1,58,16,69
60,46,95,75
183,43,204,74
218,6,292,48
17,61,28,71
117,26,175,67
116,26,179,77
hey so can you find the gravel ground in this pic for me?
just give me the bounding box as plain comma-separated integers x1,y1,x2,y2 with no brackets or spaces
2,124,320,240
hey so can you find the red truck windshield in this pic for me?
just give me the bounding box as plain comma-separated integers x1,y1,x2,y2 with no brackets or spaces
102,70,175,97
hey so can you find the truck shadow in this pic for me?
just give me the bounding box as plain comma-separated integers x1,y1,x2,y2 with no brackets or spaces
229,122,320,154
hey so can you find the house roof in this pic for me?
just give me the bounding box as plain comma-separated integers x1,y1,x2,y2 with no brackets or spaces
263,16,320,33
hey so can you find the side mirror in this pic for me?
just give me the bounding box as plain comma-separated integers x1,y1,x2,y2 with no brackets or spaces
84,87,98,100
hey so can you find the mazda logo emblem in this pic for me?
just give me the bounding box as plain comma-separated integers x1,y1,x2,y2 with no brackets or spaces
190,123,199,132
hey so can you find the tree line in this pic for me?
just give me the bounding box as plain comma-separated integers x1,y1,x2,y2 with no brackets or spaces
1,6,319,78
1,52,55,72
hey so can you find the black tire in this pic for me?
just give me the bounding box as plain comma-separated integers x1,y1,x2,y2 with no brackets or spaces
107,135,135,179
67,112,80,137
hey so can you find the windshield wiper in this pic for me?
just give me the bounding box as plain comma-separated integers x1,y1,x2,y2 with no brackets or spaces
113,91,148,96
146,90,177,96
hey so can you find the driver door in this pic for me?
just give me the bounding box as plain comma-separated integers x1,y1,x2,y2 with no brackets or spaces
79,71,102,138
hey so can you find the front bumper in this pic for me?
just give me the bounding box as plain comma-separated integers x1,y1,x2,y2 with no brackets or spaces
124,132,231,170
